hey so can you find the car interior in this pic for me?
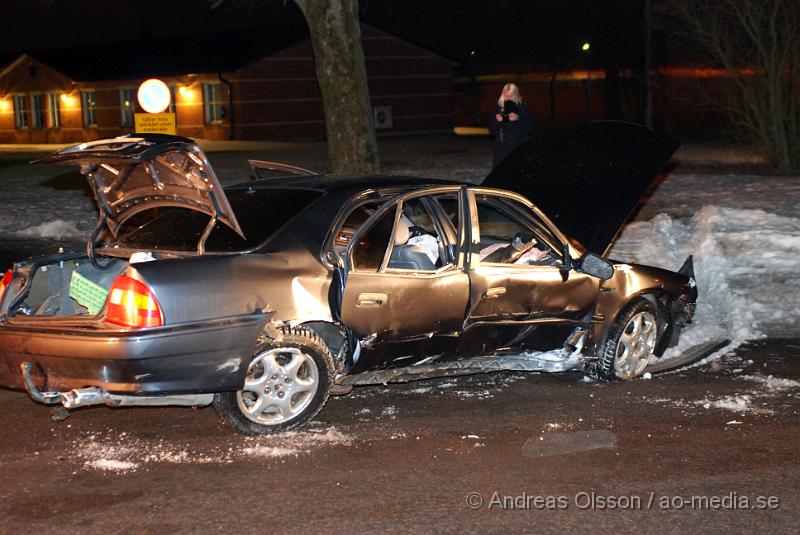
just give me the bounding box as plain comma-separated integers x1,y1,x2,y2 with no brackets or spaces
475,196,562,267
337,194,458,273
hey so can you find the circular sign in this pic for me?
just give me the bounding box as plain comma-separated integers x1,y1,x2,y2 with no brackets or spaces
137,79,171,114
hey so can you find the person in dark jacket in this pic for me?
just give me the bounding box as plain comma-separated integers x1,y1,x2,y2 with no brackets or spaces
489,83,534,167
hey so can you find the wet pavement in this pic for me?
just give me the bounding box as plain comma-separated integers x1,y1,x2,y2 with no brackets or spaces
0,338,798,533
1,143,799,532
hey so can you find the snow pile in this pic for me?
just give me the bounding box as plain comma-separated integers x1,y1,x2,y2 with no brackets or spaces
14,219,86,239
610,206,800,357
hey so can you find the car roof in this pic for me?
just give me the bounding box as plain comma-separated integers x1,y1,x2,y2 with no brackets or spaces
234,174,465,194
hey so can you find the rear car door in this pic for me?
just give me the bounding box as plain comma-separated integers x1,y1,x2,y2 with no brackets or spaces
460,189,600,354
337,187,470,371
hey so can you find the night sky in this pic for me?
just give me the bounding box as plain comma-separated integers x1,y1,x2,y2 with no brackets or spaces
1,0,650,74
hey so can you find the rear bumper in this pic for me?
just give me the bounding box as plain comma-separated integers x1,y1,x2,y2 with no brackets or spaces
0,313,269,396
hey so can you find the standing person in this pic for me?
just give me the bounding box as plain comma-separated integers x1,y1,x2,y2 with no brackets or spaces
489,83,534,167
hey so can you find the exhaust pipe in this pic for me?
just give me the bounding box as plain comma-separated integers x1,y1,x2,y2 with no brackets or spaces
60,386,214,409
21,362,214,410
60,387,109,409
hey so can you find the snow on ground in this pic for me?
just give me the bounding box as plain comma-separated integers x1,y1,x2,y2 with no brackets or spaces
647,372,800,417
73,427,351,473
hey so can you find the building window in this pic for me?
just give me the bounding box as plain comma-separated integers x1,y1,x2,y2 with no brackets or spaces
119,88,134,127
47,93,61,128
81,90,97,127
31,94,46,129
203,82,224,124
13,95,28,129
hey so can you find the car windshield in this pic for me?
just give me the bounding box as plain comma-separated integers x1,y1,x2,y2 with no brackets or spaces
112,187,323,252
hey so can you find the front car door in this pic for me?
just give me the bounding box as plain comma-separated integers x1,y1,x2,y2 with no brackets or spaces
459,188,600,355
337,186,471,372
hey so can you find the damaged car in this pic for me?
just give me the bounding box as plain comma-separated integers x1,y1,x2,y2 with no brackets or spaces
0,122,697,435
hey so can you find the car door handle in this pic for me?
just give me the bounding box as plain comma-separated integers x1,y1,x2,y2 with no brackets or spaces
482,287,507,300
356,293,388,308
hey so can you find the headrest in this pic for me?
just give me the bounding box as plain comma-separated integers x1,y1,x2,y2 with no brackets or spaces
394,217,410,245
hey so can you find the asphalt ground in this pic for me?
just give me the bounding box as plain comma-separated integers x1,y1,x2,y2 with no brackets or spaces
1,143,798,533
0,338,798,534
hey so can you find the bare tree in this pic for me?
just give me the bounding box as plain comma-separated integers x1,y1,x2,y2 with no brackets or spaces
295,0,380,174
660,0,800,169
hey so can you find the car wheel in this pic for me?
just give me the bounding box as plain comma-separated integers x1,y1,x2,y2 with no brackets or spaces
214,326,334,435
593,299,658,381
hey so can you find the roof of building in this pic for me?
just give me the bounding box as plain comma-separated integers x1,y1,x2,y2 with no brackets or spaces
21,24,308,82
1,23,456,84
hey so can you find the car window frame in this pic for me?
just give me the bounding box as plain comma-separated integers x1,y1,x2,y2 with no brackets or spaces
105,185,328,257
337,186,466,276
467,187,582,268
379,192,458,274
321,188,405,269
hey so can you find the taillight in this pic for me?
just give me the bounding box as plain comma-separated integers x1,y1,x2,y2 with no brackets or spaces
0,269,12,303
106,275,163,328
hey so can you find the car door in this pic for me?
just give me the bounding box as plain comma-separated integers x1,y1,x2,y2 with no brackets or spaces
338,187,470,372
459,188,600,355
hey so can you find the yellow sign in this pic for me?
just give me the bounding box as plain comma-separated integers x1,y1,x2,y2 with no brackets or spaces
135,113,176,135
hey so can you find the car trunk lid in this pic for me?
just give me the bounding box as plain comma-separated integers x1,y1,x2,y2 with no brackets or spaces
482,121,679,255
34,134,244,243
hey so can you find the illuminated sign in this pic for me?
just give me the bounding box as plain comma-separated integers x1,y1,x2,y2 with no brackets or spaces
134,113,177,135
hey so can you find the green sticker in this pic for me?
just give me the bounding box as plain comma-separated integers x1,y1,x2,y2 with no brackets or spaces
69,271,109,316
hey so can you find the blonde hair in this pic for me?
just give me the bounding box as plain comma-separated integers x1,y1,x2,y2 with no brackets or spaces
498,83,523,106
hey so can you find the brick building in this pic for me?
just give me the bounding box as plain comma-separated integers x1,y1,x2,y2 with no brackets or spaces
0,25,454,144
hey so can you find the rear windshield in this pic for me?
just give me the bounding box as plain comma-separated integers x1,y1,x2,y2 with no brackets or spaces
113,188,323,252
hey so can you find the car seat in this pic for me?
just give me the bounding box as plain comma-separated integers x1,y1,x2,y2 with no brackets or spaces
388,217,436,271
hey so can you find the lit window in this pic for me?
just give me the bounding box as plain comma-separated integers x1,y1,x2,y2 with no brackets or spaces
13,95,28,129
81,90,97,128
119,88,134,127
31,94,46,129
202,82,224,124
47,93,61,128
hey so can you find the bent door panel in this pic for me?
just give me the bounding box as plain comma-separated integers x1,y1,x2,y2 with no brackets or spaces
467,265,597,324
341,269,470,370
461,191,600,353
338,187,469,371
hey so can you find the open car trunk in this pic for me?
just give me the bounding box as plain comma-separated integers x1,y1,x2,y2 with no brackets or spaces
4,253,129,319
33,134,244,254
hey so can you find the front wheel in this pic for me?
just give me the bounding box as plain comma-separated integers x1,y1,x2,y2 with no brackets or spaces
214,327,334,435
593,299,659,381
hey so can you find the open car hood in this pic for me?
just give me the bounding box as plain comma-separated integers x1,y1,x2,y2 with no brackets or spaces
482,121,679,255
35,134,243,239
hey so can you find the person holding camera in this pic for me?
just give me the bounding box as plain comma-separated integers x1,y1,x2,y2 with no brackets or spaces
489,83,534,167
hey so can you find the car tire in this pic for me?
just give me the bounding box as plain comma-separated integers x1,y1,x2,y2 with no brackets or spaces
592,299,659,381
214,326,334,435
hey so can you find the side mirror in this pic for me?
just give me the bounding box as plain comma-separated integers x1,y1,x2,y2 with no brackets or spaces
578,252,614,280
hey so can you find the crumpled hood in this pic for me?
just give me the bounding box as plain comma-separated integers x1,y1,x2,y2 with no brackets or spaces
482,121,679,255
34,134,243,240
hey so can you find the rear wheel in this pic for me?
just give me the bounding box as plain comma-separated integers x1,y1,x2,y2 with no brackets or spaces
593,299,658,381
214,327,333,435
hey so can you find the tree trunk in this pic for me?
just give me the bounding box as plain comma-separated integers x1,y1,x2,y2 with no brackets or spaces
295,0,380,174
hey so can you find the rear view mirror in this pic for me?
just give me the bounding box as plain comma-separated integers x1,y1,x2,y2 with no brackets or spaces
578,252,614,280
